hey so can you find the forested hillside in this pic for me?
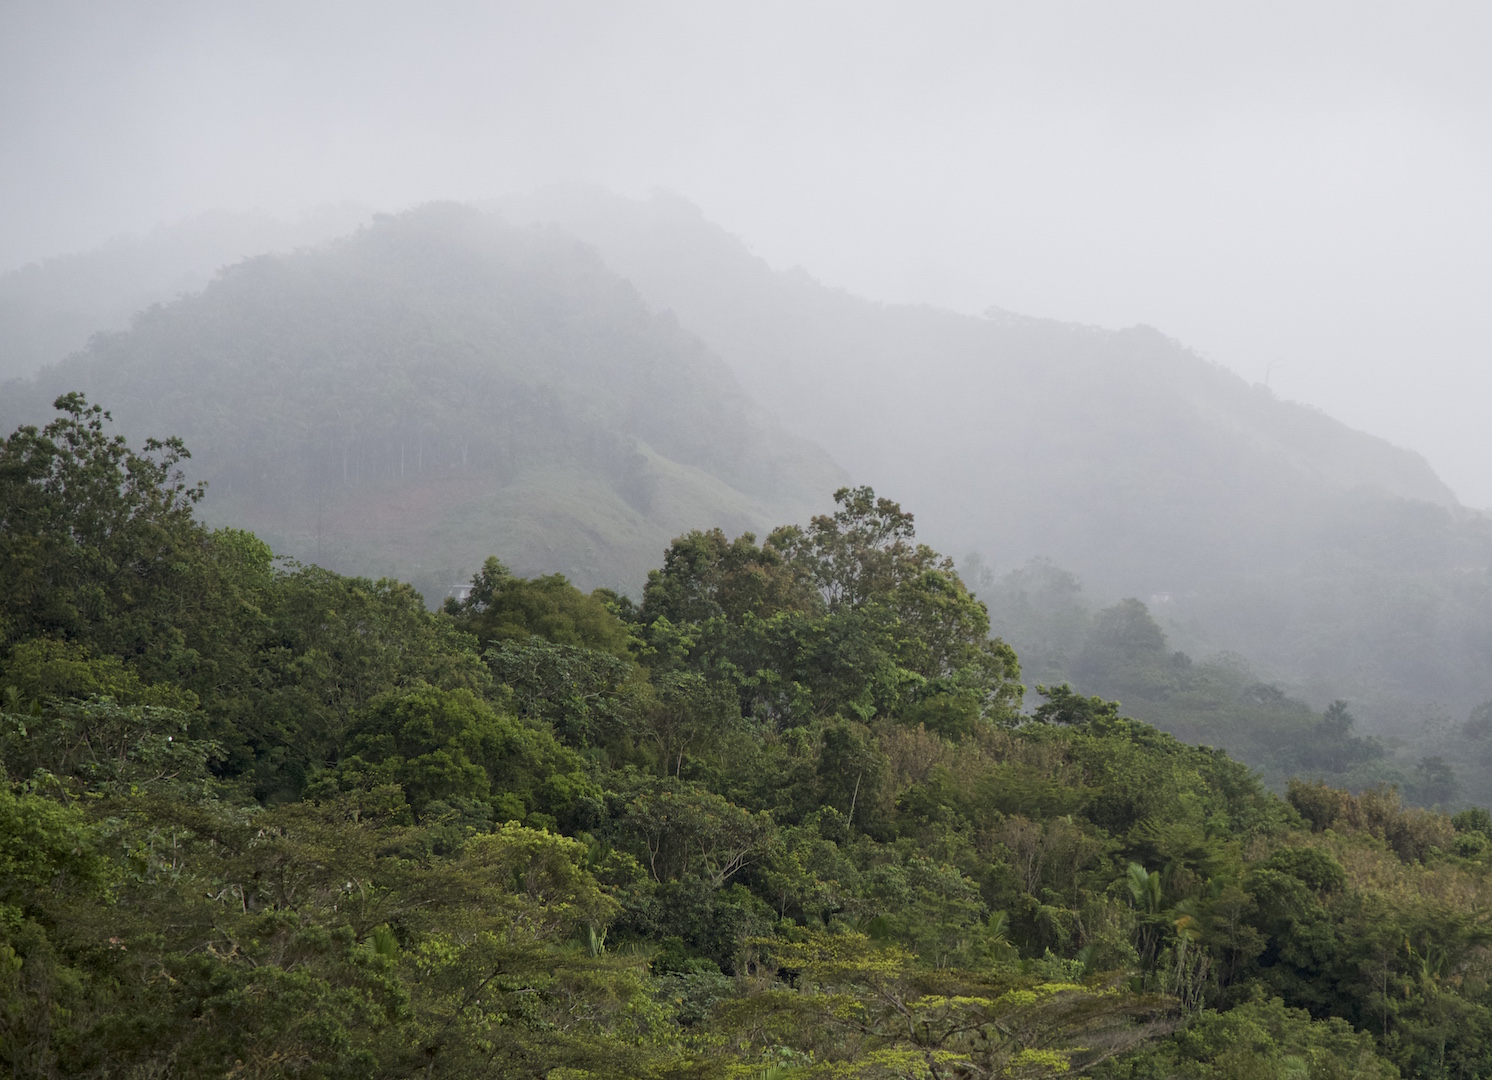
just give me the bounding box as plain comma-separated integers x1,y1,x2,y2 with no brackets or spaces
974,558,1475,808
5,194,1490,783
0,205,842,601
0,205,371,383
497,189,1492,733
6,398,1492,1078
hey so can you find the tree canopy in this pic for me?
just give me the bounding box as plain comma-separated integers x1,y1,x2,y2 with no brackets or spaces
3,398,1489,1079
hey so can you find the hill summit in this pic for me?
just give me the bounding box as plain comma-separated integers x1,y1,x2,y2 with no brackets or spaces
0,204,843,599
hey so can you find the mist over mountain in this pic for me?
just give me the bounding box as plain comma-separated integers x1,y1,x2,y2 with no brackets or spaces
497,188,1492,724
12,8,1492,1071
496,188,1460,568
5,195,1492,1065
0,204,372,384
4,193,1489,733
0,204,842,600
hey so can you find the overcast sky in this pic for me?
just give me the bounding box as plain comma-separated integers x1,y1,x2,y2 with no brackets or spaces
4,1,1490,504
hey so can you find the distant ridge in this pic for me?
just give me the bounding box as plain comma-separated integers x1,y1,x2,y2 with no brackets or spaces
0,204,844,600
0,204,374,383
494,188,1492,718
489,187,1456,581
3,191,1488,719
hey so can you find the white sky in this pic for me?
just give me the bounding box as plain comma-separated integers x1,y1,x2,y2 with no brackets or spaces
3,1,1490,504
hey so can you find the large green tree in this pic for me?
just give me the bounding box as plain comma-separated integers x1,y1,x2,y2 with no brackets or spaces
0,393,214,676
640,487,1021,730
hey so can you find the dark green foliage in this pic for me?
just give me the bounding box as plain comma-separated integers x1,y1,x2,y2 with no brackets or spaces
3,401,1488,1079
1453,806,1492,836
484,635,635,747
316,683,599,828
1031,682,1121,726
641,525,813,624
1096,993,1398,1079
0,696,221,798
1,638,198,710
213,563,491,800
1002,586,1408,798
445,555,634,656
1261,847,1348,894
0,393,207,672
639,487,1023,732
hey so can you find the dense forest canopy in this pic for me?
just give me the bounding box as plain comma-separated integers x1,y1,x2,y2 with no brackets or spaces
6,398,1492,1079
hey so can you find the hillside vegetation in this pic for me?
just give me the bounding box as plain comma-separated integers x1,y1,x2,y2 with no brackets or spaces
974,558,1477,807
0,204,842,601
0,205,372,384
498,188,1492,733
6,195,1489,791
6,399,1492,1078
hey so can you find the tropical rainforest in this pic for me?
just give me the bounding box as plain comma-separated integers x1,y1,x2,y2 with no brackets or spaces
7,395,1492,1079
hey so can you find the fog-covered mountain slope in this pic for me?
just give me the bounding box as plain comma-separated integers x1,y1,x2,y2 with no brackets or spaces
3,191,1488,722
496,188,1459,572
0,205,373,384
496,188,1492,721
0,204,843,600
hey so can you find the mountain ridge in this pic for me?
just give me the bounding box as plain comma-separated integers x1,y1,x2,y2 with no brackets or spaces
3,192,1488,721
0,204,375,384
492,187,1492,722
0,203,844,600
494,186,1457,521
